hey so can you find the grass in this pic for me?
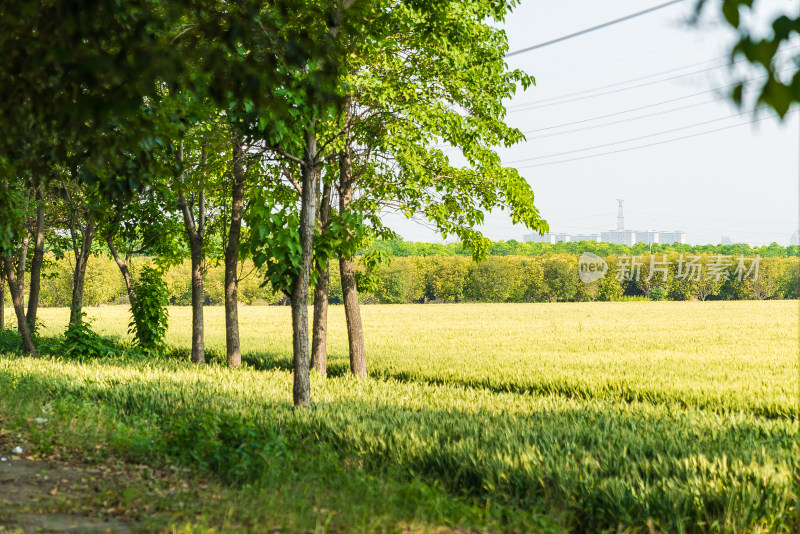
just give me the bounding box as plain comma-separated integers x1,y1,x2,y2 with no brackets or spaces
0,301,798,532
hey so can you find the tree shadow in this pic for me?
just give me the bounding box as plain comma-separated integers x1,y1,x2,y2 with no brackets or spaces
0,358,793,532
240,350,351,377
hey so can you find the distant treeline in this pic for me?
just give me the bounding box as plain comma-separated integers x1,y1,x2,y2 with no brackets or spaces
369,239,800,258
17,252,799,307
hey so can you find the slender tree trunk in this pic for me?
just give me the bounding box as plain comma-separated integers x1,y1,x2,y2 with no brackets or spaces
224,135,245,369
69,218,95,326
338,151,367,378
311,264,330,375
16,234,28,310
339,253,367,378
177,141,206,365
26,189,45,331
189,241,205,364
106,234,135,307
291,128,318,407
311,181,332,376
0,268,5,330
3,255,37,356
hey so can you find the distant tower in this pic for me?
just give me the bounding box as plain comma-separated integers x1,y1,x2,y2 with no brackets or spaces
616,199,624,232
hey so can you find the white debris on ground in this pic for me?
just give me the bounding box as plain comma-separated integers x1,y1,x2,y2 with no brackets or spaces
34,418,48,423
12,446,23,455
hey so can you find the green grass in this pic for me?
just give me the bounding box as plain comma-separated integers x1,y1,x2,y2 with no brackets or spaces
0,301,798,532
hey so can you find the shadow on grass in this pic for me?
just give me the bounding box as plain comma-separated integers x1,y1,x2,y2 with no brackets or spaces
4,328,793,420
240,350,351,378
0,354,794,533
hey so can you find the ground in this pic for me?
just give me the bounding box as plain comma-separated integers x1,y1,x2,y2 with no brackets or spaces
0,301,796,532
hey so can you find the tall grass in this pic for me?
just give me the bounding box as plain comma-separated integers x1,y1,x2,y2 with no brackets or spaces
0,301,796,531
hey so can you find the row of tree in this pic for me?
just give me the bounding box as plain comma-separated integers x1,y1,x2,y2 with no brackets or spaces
369,239,800,259
0,0,547,407
2,0,798,408
4,253,794,317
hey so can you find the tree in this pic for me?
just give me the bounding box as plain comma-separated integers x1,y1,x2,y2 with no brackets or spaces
54,175,100,327
317,0,547,376
1,180,48,355
695,0,800,117
176,136,210,365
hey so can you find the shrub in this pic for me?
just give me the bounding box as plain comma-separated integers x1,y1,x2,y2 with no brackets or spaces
62,312,113,360
129,266,169,356
649,286,667,301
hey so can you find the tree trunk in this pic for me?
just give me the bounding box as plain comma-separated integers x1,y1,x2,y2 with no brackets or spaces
338,151,367,378
225,135,245,369
177,141,206,365
69,218,95,326
26,189,45,331
291,128,318,408
311,263,329,376
16,234,28,310
105,234,135,307
339,253,367,378
311,181,332,376
0,268,5,330
3,255,37,356
188,243,205,364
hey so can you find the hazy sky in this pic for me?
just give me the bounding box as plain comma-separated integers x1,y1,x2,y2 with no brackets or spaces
386,0,799,246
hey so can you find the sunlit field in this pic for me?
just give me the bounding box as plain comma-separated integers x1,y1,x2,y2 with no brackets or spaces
2,301,798,532
35,300,798,415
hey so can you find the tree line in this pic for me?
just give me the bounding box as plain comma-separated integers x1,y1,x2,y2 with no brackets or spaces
0,0,547,407
5,252,795,312
370,239,800,259
1,0,798,408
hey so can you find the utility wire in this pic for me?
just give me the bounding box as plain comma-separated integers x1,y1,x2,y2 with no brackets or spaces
507,111,752,165
508,62,750,112
513,110,795,169
507,55,732,110
507,62,794,118
505,0,685,58
517,83,749,135
521,92,749,139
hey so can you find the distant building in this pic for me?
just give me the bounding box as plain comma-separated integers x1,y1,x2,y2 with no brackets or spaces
551,233,571,243
791,230,800,246
636,230,659,245
657,231,686,245
571,234,601,242
601,230,637,246
523,232,571,244
720,235,734,245
523,233,553,244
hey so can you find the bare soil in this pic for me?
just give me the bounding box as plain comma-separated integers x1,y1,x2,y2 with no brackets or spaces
0,453,131,533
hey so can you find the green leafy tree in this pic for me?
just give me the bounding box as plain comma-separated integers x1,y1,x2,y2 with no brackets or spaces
695,0,800,116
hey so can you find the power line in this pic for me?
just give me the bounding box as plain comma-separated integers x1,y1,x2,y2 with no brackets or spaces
505,0,685,58
512,110,795,169
521,95,745,140
507,62,753,113
507,45,800,112
507,55,732,110
506,111,752,165
517,85,745,135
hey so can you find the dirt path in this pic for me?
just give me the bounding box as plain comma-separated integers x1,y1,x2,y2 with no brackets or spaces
0,455,131,533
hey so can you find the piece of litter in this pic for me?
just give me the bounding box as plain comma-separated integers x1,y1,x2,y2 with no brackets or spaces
35,417,48,423
0,457,6,462
11,446,22,455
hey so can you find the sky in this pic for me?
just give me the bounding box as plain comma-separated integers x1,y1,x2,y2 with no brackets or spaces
385,0,800,246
